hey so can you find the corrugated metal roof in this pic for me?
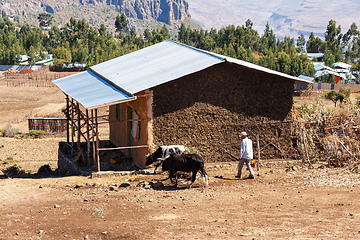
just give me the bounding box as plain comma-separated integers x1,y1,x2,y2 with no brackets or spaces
53,69,135,109
54,40,311,109
91,40,224,95
297,75,314,82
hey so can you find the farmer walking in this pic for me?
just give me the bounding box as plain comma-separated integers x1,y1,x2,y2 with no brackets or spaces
236,131,254,179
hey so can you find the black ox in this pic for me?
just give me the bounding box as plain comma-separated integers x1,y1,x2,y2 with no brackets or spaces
146,145,186,173
161,153,208,188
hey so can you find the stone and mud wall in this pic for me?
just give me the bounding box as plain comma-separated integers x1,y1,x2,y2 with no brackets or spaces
151,62,299,163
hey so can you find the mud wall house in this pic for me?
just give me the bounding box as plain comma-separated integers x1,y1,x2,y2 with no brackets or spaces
53,40,310,171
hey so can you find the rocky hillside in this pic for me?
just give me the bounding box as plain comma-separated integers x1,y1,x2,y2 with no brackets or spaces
1,0,193,34
186,0,360,39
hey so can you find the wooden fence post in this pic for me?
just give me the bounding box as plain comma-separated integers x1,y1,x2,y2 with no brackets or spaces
256,134,260,171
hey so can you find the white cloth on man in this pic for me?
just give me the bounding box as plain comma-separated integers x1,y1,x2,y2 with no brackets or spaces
239,137,253,159
237,137,254,178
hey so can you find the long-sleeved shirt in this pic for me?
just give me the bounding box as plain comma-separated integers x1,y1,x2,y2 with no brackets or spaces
239,137,253,160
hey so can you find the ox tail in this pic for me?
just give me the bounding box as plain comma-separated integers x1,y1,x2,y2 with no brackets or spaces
201,165,208,186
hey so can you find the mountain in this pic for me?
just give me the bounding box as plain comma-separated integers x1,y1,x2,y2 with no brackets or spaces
1,0,195,34
2,0,359,39
185,0,360,39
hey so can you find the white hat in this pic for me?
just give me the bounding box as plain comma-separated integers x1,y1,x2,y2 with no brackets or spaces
239,132,247,137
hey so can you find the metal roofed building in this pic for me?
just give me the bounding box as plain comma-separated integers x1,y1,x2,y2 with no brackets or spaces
54,40,309,110
53,40,311,173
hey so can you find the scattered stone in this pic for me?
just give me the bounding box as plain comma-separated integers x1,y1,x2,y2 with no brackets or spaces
38,230,44,234
151,181,164,188
109,186,117,191
76,183,85,188
350,213,354,216
102,231,107,235
120,182,130,188
54,205,60,208
136,181,145,188
65,184,71,187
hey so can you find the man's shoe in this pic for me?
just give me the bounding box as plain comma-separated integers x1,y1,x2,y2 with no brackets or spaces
249,175,254,179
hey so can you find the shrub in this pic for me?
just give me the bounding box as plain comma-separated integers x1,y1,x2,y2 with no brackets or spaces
338,87,351,99
7,128,19,137
356,96,360,106
0,129,5,137
2,164,26,175
29,130,45,138
1,156,17,165
14,133,26,139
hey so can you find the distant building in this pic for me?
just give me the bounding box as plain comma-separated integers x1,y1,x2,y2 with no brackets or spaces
306,53,324,62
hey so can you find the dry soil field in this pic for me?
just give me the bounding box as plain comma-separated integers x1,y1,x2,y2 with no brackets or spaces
1,83,360,239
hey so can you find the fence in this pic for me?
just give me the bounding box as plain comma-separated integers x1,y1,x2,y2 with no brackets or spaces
28,118,67,133
4,66,76,87
312,83,360,92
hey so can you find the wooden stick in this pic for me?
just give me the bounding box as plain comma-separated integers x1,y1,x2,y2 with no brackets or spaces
95,109,100,172
256,134,261,171
86,109,90,167
218,148,238,161
92,110,96,168
98,145,148,151
302,130,313,169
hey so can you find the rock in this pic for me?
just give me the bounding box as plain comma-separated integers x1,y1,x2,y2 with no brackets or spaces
75,183,84,188
120,182,130,188
109,186,117,191
151,181,164,188
54,204,60,208
136,181,145,188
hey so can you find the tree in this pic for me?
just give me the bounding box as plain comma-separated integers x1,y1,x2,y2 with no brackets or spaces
245,19,253,29
115,13,128,38
52,46,72,65
297,34,306,52
306,32,324,53
37,13,54,27
324,90,345,107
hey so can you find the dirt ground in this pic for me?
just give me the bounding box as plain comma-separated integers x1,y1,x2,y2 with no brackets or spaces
1,84,360,239
1,142,360,239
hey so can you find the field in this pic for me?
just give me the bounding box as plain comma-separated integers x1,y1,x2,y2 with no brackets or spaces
1,83,360,239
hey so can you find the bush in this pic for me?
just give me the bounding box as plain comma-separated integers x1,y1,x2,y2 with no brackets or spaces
2,164,26,175
1,156,17,165
7,128,19,137
356,96,360,106
29,130,45,138
339,87,351,99
0,129,5,137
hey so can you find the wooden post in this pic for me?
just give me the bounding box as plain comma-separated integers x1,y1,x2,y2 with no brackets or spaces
302,130,313,169
66,95,70,144
77,103,81,153
71,98,74,153
95,109,100,172
86,109,90,167
92,110,96,168
256,134,261,171
71,99,74,149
